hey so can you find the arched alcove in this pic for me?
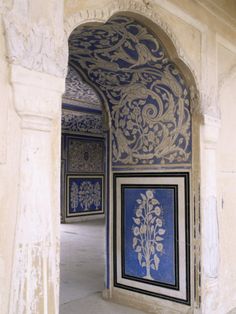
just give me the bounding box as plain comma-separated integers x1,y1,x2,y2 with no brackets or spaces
63,11,201,313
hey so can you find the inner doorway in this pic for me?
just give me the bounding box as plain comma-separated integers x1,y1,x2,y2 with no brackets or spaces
59,62,108,311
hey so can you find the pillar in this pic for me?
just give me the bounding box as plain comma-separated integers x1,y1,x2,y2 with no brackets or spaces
9,65,64,314
201,114,221,314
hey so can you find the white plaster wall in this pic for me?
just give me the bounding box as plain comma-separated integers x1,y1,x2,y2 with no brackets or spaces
217,43,236,313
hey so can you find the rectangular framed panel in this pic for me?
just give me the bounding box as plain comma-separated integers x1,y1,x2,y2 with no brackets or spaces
113,172,190,305
66,136,105,173
66,175,104,217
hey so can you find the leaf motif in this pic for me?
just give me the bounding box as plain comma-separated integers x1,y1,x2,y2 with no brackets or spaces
156,243,163,252
151,198,160,205
156,218,163,227
137,199,142,204
141,262,146,267
158,228,165,235
141,193,146,201
133,237,138,248
143,138,148,146
133,217,141,225
135,245,141,252
148,204,154,211
151,264,155,270
155,236,163,242
148,214,153,222
154,254,160,270
151,217,156,224
138,252,142,265
154,206,161,215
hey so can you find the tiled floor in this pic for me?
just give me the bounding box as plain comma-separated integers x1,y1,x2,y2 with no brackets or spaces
59,219,147,314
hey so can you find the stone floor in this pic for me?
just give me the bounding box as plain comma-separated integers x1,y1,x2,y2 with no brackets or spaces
59,219,147,314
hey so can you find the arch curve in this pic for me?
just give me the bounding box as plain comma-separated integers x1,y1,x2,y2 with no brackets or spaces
64,0,200,98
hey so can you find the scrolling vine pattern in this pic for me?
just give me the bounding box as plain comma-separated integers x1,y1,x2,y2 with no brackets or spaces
62,111,103,134
69,16,191,166
64,66,102,105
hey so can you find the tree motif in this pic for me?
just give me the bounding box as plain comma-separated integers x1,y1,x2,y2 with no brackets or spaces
132,190,165,280
78,181,94,211
93,182,101,209
70,182,79,212
78,180,102,211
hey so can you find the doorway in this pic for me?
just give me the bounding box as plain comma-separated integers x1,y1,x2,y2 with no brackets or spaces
59,12,200,313
59,61,108,312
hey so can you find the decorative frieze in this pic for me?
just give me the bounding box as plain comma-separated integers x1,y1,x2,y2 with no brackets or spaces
62,111,103,135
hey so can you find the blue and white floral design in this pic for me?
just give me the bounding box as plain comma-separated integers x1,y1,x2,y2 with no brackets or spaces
132,190,165,280
68,177,103,213
68,16,192,167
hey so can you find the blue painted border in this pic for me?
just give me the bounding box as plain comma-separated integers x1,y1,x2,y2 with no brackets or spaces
121,184,179,289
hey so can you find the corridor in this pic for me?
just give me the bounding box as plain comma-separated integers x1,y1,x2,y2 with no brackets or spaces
59,220,147,314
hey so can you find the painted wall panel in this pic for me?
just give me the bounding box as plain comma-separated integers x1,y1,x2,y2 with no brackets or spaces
67,175,104,216
114,172,190,305
123,186,176,286
67,137,104,173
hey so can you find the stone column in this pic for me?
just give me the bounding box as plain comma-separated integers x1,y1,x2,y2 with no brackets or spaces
9,65,64,314
201,114,221,314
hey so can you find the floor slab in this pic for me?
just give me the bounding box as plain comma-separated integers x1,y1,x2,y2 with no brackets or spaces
59,219,147,314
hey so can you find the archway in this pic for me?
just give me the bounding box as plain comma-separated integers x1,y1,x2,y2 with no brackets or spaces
62,12,200,313
59,55,109,312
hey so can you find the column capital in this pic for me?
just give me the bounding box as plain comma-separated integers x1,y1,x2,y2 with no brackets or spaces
10,65,65,131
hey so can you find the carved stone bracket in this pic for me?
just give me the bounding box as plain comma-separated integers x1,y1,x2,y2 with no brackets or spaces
10,65,65,131
200,89,220,118
3,10,68,78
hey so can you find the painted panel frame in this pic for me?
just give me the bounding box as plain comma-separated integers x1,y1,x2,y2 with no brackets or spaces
66,175,104,217
113,172,190,305
66,135,105,173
